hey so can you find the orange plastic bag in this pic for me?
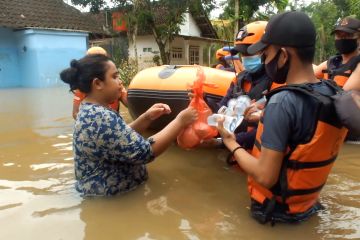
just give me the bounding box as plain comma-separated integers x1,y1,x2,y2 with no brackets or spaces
177,66,218,149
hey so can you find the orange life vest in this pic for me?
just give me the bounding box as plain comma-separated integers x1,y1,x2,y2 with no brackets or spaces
231,71,283,133
323,55,360,87
250,83,347,218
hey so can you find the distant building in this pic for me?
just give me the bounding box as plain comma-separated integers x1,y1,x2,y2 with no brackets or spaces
0,0,105,88
91,7,228,69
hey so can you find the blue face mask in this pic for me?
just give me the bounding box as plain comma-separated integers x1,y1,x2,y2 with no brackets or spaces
242,55,263,73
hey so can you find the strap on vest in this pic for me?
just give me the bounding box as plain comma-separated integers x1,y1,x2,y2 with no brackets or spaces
286,183,325,197
232,72,246,97
325,55,360,80
287,155,337,169
254,139,261,151
233,72,272,100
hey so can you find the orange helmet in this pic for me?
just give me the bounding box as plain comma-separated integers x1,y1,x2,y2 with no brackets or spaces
234,21,267,54
215,48,230,60
86,46,107,56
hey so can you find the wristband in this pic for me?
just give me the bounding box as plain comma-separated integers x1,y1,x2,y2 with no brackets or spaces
231,146,243,156
226,146,243,166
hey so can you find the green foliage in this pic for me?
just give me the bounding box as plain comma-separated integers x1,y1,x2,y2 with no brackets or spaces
302,0,360,63
303,0,339,63
72,0,216,64
152,55,161,66
118,58,138,87
219,0,288,22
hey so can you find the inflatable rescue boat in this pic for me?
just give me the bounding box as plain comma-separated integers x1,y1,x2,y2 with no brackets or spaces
127,65,235,130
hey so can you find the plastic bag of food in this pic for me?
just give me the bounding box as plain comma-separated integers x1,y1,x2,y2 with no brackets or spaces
177,67,218,149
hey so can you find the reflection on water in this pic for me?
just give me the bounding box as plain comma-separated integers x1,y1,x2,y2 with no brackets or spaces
0,87,359,240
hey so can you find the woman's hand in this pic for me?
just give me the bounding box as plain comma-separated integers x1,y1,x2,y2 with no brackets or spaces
145,103,171,121
176,107,198,126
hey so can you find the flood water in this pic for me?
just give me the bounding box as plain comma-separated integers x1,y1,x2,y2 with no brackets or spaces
0,87,359,240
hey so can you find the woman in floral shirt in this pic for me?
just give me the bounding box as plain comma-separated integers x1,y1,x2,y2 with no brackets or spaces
60,54,197,196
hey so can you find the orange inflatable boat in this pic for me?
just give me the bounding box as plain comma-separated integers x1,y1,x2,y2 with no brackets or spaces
127,65,235,130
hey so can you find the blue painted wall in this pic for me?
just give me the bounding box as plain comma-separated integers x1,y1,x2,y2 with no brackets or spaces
0,28,88,88
0,28,21,87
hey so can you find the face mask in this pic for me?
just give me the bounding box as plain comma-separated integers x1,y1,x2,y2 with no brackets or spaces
265,50,290,84
335,39,358,54
242,55,263,73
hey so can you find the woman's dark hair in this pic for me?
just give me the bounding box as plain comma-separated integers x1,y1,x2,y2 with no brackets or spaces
60,54,111,93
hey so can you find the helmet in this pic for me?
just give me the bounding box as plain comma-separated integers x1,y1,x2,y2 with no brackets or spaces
234,21,267,55
215,48,230,60
86,46,107,56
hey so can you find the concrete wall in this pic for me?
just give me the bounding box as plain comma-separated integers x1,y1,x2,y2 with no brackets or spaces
0,28,88,88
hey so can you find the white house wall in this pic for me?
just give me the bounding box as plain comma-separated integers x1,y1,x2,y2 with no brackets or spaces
129,35,209,69
179,13,201,37
171,37,207,66
128,35,160,69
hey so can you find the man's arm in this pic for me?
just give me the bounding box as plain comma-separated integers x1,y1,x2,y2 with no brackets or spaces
344,63,360,91
222,134,283,188
314,61,327,79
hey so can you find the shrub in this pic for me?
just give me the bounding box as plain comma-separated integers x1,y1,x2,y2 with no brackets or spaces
118,58,138,87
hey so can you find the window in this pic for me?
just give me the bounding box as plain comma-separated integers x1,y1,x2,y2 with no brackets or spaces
171,47,183,59
143,48,152,53
189,46,200,65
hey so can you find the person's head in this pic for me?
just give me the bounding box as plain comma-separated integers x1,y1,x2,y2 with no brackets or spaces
234,21,267,73
332,17,360,55
60,54,122,104
248,11,316,84
86,46,108,56
215,48,231,67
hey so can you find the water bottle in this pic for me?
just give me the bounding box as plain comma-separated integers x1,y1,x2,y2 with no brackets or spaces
207,114,224,127
223,115,237,132
207,114,238,132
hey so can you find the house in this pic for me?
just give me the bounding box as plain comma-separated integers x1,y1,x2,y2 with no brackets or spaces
90,7,228,69
0,0,105,88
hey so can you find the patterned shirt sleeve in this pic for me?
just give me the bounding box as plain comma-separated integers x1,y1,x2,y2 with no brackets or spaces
98,110,155,165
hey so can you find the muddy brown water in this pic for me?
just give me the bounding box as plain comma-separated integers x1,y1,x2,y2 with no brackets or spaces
0,88,359,240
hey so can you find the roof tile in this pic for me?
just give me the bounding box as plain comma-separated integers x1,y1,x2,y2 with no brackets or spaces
0,0,104,34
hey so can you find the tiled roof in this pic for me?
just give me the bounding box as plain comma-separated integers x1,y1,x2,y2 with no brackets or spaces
0,0,105,34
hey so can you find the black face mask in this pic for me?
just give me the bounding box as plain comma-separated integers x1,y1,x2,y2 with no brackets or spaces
335,39,358,54
265,50,291,84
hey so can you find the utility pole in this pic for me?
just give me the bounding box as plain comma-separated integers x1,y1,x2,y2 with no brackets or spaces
234,0,240,37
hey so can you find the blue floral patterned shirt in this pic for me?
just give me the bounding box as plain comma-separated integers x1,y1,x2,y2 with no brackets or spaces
73,103,155,196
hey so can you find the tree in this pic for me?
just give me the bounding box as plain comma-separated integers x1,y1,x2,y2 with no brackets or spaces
300,0,360,63
219,0,288,33
304,0,339,63
71,0,215,65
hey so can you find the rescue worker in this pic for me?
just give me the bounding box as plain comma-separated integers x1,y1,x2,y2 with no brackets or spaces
315,17,360,142
213,48,244,73
314,16,360,88
208,21,281,150
214,48,234,71
216,11,348,224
